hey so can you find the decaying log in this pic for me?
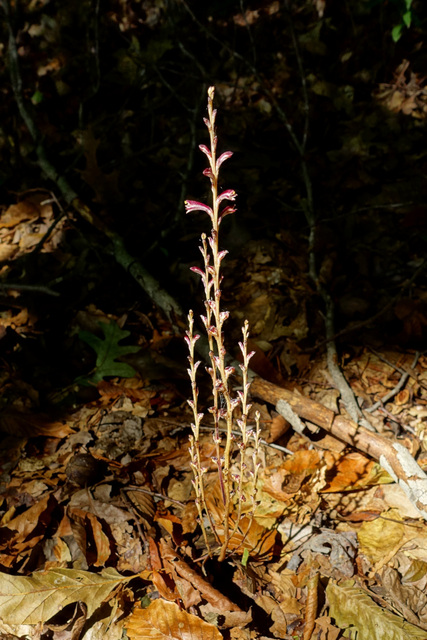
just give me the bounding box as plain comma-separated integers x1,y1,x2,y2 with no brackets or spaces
251,377,427,520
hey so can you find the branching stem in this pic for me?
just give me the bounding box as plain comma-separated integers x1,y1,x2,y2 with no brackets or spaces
185,87,260,562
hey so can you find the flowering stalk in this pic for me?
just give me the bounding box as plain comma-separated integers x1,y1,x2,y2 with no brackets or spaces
185,86,261,562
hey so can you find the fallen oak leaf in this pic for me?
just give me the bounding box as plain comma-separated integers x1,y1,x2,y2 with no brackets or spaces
77,320,139,385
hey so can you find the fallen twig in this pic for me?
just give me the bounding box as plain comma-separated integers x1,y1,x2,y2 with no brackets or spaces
251,376,427,520
366,351,419,413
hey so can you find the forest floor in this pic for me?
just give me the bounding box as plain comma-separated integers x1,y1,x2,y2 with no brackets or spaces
1,198,427,640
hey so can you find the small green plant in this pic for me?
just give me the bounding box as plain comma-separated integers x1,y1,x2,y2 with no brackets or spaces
391,0,413,42
185,86,261,562
77,321,138,385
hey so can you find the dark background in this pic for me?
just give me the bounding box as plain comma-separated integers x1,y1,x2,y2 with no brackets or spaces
1,0,426,403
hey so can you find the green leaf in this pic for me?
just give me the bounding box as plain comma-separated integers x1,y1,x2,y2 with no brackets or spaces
79,321,139,384
0,567,127,625
241,548,250,567
391,23,403,42
31,90,44,105
402,10,412,27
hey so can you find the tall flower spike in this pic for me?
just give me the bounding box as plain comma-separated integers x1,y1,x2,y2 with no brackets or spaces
185,86,259,562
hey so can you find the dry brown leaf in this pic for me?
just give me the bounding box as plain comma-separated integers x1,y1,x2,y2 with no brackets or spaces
311,615,341,640
0,411,73,438
151,569,180,602
86,513,111,567
0,244,18,261
303,572,319,640
358,509,417,566
126,600,223,640
160,541,241,612
44,601,87,640
380,566,427,628
321,452,384,492
283,450,321,475
0,493,58,567
0,201,39,229
204,484,279,560
267,413,290,443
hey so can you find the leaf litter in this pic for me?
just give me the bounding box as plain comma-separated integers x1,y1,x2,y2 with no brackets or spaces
1,201,427,639
1,329,427,640
1,19,427,640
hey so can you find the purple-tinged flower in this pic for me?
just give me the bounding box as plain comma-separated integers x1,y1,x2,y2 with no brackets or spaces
199,144,212,159
219,310,229,322
207,300,216,311
190,266,205,279
217,250,228,262
216,151,233,170
203,168,214,178
184,200,213,218
185,333,200,349
217,189,237,205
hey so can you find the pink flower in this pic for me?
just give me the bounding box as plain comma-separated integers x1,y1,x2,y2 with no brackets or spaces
216,151,233,170
217,189,237,205
190,266,205,278
184,200,213,218
199,144,212,159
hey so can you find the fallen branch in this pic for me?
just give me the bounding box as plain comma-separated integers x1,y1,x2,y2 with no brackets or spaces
251,376,427,520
